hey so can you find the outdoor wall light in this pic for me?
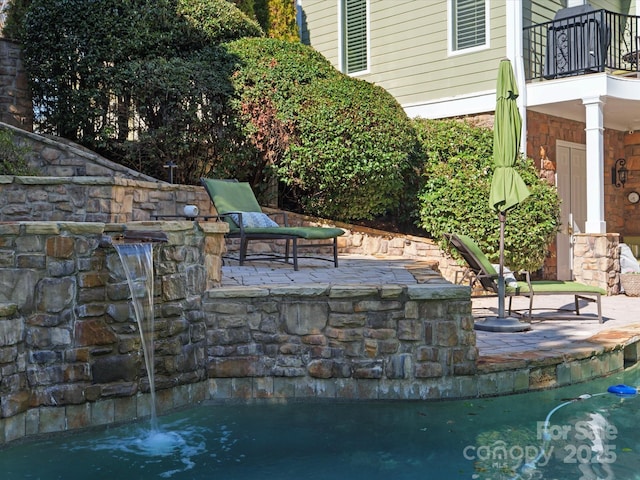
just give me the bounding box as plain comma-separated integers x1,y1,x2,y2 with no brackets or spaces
612,158,628,188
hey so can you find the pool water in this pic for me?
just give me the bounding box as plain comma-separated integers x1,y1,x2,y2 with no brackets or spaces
3,366,640,480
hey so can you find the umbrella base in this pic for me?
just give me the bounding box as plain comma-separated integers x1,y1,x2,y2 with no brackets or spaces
474,316,532,332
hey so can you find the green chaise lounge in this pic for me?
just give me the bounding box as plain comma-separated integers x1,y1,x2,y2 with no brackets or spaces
445,233,605,323
201,178,345,270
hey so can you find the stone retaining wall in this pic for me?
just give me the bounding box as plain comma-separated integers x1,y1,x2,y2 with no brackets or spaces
0,220,479,445
204,283,476,402
0,221,227,444
0,175,214,224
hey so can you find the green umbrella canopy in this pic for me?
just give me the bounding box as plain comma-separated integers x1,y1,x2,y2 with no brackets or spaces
489,59,530,212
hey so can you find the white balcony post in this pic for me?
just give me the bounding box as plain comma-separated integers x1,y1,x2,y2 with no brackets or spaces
583,96,606,233
506,0,527,154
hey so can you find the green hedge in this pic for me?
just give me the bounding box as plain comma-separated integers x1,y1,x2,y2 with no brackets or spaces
414,118,560,272
224,38,421,221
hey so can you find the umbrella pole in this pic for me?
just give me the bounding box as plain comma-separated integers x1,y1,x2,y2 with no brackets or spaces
498,211,506,319
474,211,531,332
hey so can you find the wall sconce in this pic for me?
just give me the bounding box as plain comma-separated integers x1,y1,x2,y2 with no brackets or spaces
612,158,628,188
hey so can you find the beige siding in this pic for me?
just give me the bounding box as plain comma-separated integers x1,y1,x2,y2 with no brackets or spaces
524,0,634,25
524,0,564,26
591,0,630,13
300,0,340,66
300,0,507,107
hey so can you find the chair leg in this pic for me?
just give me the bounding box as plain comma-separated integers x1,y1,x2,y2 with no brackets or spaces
574,295,580,316
528,294,534,318
292,238,299,271
284,239,291,263
333,237,339,267
597,294,603,323
240,237,249,265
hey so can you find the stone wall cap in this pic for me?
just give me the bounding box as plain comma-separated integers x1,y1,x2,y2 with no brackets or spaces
206,287,270,298
267,285,330,296
329,285,382,297
0,223,21,234
23,222,61,235
198,222,229,234
59,222,106,234
406,284,470,300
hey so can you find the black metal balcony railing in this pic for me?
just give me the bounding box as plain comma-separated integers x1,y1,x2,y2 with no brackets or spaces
524,10,640,81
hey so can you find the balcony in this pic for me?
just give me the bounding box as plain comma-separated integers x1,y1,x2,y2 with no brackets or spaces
524,9,640,82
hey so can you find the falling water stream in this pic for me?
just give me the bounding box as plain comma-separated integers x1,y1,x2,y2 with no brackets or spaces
109,242,205,474
114,243,158,429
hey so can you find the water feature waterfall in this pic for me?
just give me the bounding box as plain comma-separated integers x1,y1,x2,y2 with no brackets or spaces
114,243,158,429
112,240,207,471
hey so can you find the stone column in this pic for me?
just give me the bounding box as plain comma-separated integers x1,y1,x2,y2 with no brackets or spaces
573,233,620,294
0,39,33,131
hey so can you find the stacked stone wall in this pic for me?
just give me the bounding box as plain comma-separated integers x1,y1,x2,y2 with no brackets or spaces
0,220,477,445
573,233,620,294
0,221,227,443
0,40,32,131
204,284,477,402
0,175,215,224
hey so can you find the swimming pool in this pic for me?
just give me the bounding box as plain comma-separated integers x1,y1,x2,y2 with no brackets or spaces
3,365,640,479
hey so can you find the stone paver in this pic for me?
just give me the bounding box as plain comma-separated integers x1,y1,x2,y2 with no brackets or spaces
222,255,640,360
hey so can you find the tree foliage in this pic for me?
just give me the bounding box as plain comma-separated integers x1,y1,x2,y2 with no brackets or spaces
414,118,560,272
231,0,299,40
0,127,38,175
16,0,262,183
224,38,421,221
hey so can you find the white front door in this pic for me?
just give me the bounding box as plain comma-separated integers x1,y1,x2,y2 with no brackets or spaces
556,141,587,280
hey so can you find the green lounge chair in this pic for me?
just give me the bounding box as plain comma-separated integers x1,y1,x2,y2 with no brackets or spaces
445,233,605,323
201,178,345,270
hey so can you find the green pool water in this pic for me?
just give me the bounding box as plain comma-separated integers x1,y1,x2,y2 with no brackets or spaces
3,366,640,479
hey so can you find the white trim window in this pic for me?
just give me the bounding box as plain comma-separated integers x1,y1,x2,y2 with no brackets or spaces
449,0,489,55
339,0,369,75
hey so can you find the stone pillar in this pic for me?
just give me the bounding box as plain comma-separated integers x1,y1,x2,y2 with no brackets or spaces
573,233,619,294
0,39,32,131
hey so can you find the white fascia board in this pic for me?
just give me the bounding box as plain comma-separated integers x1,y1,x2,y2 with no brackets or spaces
526,74,608,107
526,73,640,107
607,75,640,101
402,90,495,119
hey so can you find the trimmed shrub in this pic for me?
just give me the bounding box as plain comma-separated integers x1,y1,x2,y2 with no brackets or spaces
224,37,421,221
414,118,560,272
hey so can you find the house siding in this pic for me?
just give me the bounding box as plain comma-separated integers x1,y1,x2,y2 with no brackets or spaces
524,0,564,26
300,0,507,107
523,0,634,27
299,0,340,66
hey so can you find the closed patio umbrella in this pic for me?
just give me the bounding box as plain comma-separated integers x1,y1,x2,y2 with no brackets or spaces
476,59,531,332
